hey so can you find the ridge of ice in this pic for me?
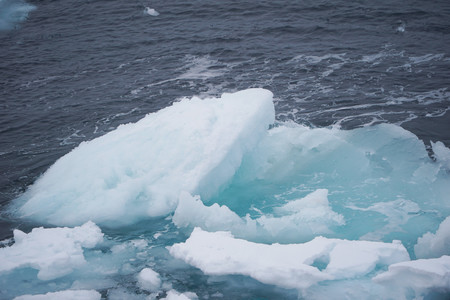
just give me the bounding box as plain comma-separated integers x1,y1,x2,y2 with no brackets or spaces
169,227,410,290
173,190,344,242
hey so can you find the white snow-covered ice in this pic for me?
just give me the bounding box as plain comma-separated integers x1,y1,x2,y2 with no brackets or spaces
0,221,103,280
169,227,410,290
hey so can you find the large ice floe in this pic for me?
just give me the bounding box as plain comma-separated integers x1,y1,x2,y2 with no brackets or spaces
3,89,450,299
15,89,275,226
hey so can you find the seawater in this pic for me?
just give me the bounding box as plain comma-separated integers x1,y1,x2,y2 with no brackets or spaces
1,0,450,299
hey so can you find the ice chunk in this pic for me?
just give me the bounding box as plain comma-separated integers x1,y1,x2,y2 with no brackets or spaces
325,239,408,278
15,89,274,226
415,216,450,259
432,141,450,170
13,289,101,300
173,191,249,233
373,256,450,298
144,7,159,16
169,228,409,290
0,221,103,280
162,290,198,300
137,267,161,292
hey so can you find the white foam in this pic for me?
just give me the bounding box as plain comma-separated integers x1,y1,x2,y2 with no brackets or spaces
292,53,347,64
13,290,101,300
0,221,103,280
373,255,450,297
169,228,409,290
177,56,227,80
16,89,274,226
409,53,445,64
137,267,161,292
415,216,450,259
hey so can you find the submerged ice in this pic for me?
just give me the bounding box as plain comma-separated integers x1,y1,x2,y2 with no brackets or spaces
4,89,450,299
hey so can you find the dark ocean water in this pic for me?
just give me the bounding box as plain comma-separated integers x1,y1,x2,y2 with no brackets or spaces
1,0,450,299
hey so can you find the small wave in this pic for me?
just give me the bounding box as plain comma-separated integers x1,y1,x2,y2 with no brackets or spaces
292,53,347,64
361,49,405,64
409,53,445,64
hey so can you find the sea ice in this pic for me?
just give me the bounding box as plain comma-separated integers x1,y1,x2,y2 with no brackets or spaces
15,89,274,226
6,87,450,299
415,216,450,259
0,221,103,280
169,228,409,290
13,290,101,300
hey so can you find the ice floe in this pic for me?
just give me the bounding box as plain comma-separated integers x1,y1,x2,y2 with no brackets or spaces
0,221,103,280
169,227,409,290
15,89,274,226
